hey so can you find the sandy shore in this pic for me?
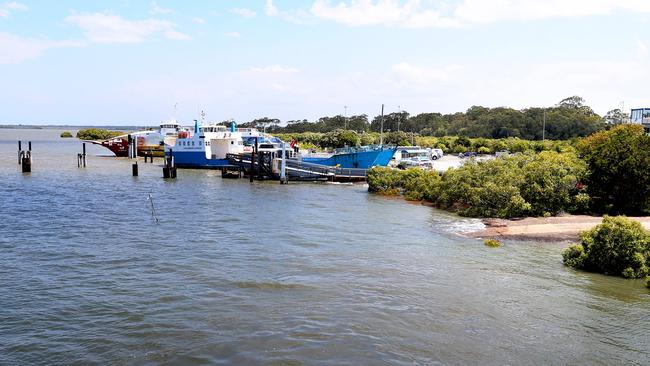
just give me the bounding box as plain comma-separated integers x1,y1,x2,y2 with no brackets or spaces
464,215,650,241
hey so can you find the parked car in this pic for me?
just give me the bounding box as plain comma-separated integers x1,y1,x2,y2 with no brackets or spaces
398,156,434,169
431,148,444,160
459,151,477,158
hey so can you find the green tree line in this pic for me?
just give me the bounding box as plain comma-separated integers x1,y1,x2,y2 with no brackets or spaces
251,96,606,140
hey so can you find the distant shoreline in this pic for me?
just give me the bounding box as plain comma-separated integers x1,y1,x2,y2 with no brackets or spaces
0,125,152,130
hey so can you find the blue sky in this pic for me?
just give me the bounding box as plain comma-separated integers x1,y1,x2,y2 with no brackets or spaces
1,0,649,125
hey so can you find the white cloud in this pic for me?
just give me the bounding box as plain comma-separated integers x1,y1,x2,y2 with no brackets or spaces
224,31,241,38
266,0,279,16
65,12,190,43
0,1,28,18
265,1,311,24
0,32,83,64
308,0,650,28
249,65,300,74
310,0,429,27
230,8,256,18
149,1,172,15
163,29,191,40
636,39,648,57
193,17,206,24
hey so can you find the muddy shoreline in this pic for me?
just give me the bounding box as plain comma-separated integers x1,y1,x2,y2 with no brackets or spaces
464,215,650,241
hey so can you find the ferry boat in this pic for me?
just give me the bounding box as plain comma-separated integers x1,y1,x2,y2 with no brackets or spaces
301,145,397,169
166,120,262,168
91,120,181,157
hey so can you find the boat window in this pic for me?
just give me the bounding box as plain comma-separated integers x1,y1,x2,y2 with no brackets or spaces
192,141,195,146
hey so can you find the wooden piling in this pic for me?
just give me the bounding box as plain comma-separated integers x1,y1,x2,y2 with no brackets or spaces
18,141,21,164
132,161,138,176
163,149,177,179
21,151,31,173
250,138,257,182
78,143,87,167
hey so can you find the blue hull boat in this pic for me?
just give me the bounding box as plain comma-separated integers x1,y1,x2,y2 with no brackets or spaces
302,145,397,169
172,151,231,168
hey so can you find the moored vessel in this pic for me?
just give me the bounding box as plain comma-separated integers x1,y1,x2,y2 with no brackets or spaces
90,120,181,157
301,145,397,169
166,120,261,168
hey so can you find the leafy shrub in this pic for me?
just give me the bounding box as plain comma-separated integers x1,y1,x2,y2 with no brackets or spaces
367,167,441,200
76,128,124,140
477,146,491,154
369,151,587,218
436,152,586,218
401,169,441,201
321,129,360,149
577,124,650,215
60,131,73,138
367,167,403,195
562,216,650,278
359,133,377,146
484,239,501,247
453,145,468,154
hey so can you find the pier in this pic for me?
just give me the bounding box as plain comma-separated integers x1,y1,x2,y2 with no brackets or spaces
225,152,367,182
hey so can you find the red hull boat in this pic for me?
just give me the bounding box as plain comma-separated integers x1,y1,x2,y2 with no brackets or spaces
92,136,165,157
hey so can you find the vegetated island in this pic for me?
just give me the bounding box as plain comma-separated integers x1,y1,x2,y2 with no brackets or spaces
60,131,73,138
76,128,124,140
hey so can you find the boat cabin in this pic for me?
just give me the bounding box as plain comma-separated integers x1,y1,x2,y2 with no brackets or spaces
159,119,180,136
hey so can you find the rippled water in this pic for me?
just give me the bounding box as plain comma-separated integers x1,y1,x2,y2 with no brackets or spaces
1,128,649,365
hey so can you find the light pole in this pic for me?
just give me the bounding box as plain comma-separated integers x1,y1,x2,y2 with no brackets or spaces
542,108,546,142
344,105,348,130
397,105,401,132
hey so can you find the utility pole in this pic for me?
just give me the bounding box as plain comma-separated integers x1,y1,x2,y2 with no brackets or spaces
344,105,348,130
542,108,546,142
380,104,384,146
397,105,401,132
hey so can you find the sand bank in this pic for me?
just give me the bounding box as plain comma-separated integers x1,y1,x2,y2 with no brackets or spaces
465,215,650,241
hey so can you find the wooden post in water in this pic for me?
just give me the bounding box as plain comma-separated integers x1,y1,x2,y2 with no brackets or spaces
132,161,138,176
18,141,22,164
21,141,31,173
280,142,287,184
127,135,132,159
250,137,257,182
77,143,87,167
163,149,177,179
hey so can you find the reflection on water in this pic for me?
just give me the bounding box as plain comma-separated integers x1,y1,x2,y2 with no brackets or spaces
0,128,649,365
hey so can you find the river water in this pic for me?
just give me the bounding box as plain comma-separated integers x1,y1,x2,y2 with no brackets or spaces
1,128,648,365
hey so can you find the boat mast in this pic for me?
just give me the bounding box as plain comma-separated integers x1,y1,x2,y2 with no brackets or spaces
380,104,384,146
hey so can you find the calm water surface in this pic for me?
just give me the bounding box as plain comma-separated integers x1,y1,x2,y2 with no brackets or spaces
1,128,649,365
